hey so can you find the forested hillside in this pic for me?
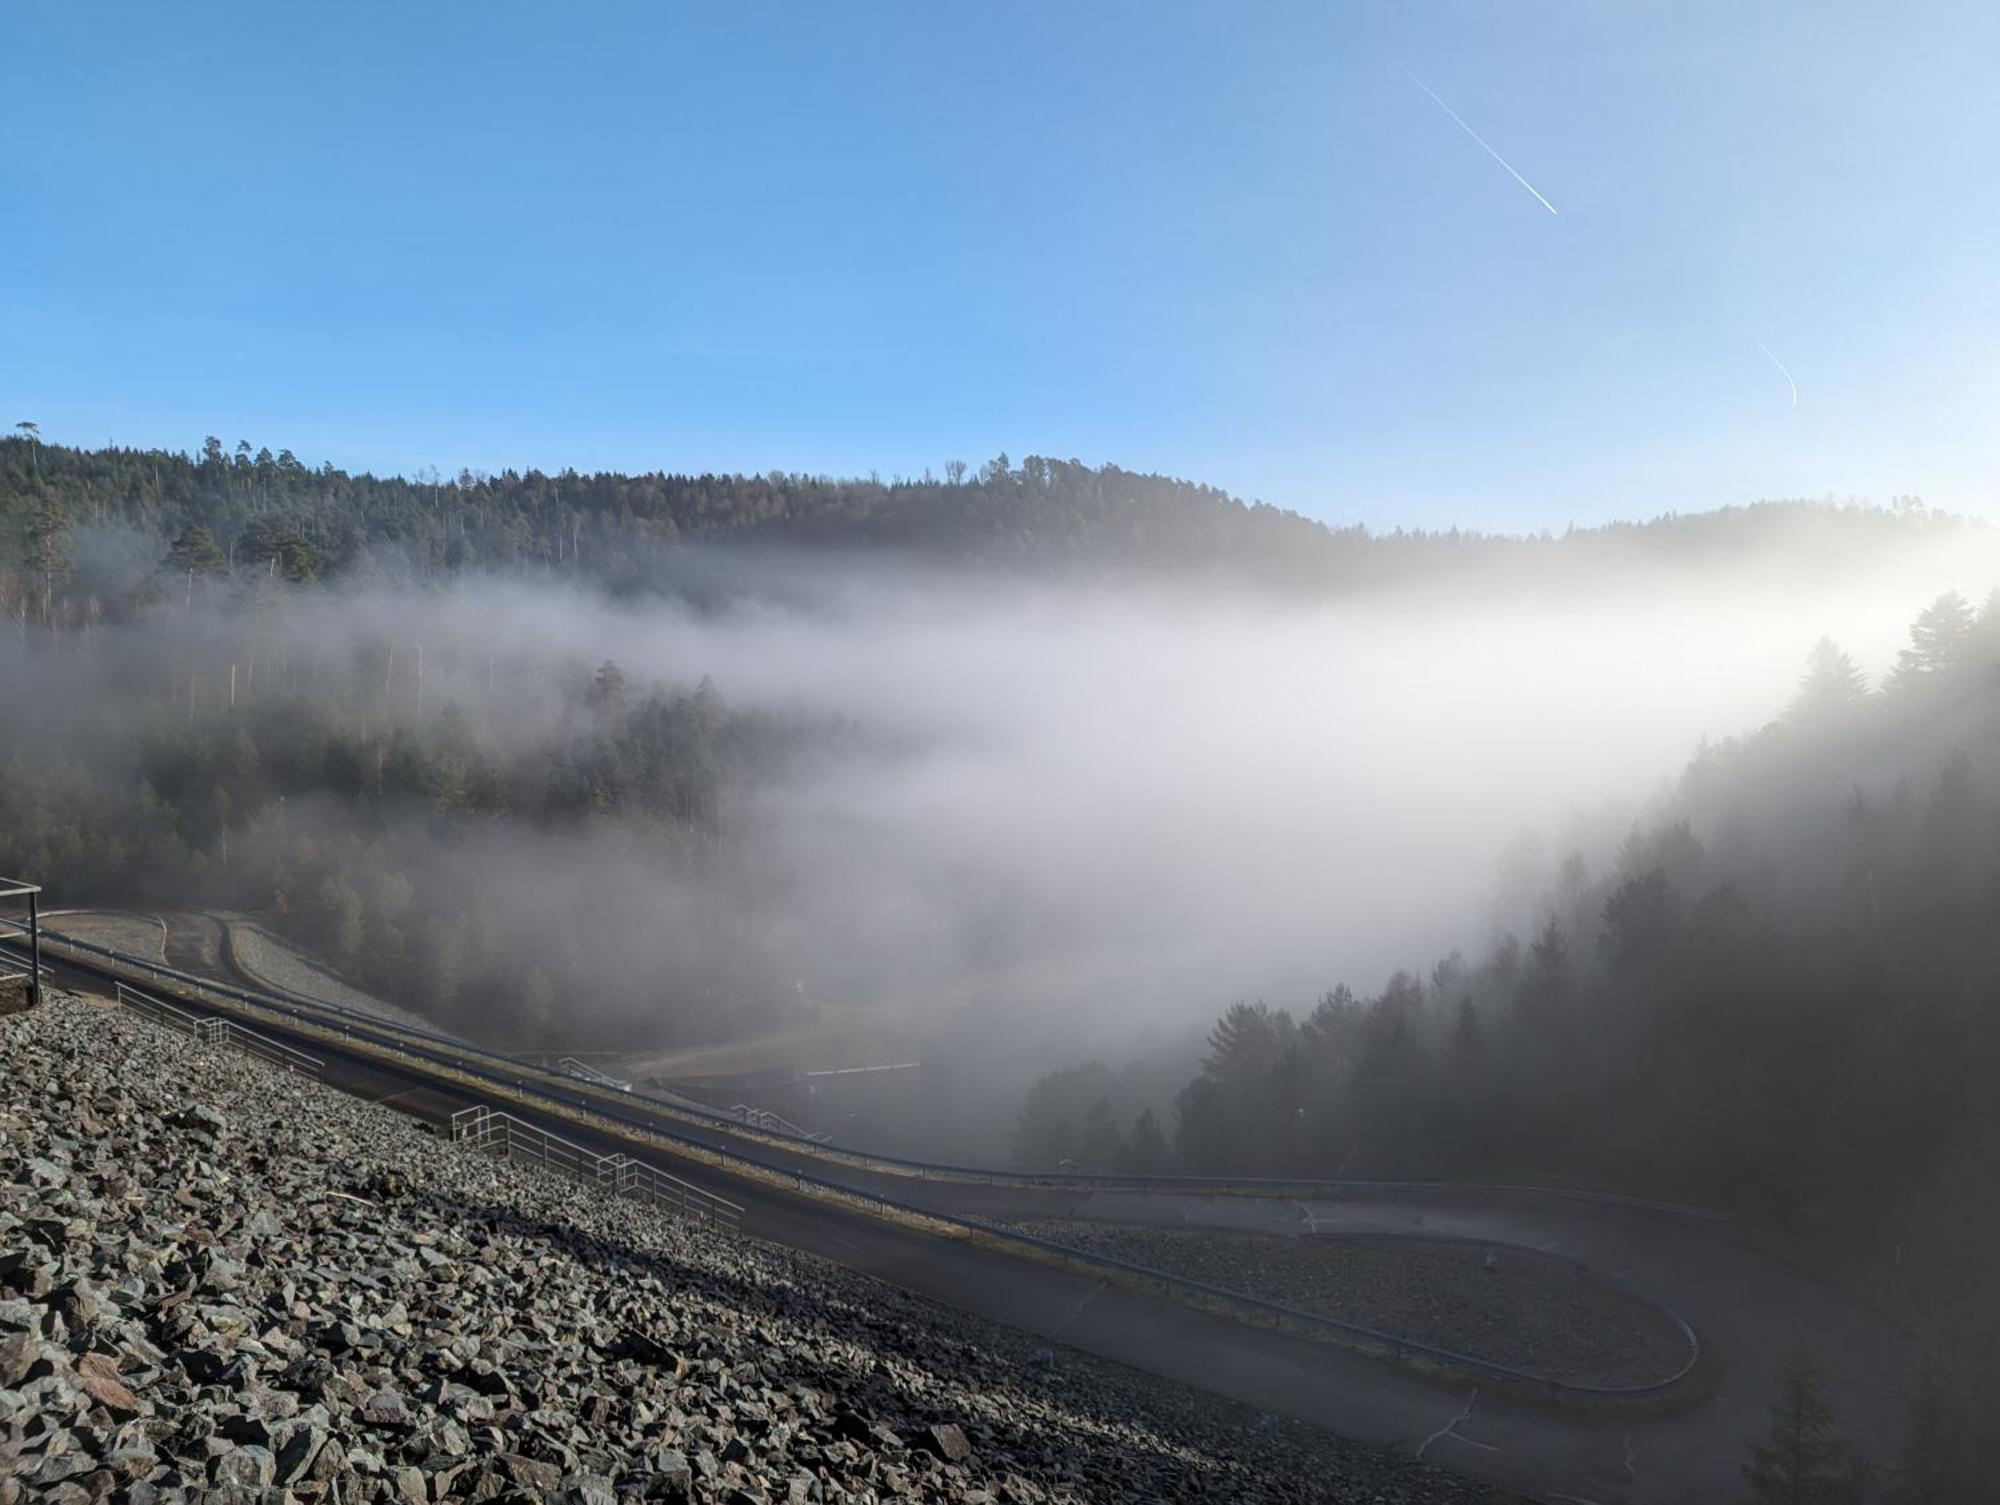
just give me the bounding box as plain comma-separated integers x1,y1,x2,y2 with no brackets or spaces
0,429,1970,615
0,618,817,1044
1017,588,2000,1466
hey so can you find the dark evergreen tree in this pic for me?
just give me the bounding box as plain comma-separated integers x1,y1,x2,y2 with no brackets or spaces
1740,1348,1867,1505
1889,590,1977,686
167,524,228,577
1118,1109,1171,1174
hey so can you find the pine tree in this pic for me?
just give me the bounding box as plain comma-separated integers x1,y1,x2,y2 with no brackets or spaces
1787,636,1870,722
1890,591,1976,687
20,486,73,623
1118,1109,1170,1173
167,524,228,577
1891,1333,2000,1505
1528,918,1566,974
1973,587,2000,659
1741,1347,1868,1504
417,916,465,1013
1080,1096,1125,1171
314,874,366,963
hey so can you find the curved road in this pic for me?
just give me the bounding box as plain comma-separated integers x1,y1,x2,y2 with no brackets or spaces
13,929,1910,1504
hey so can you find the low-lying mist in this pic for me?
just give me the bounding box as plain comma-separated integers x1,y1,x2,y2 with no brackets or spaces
7,516,1996,1152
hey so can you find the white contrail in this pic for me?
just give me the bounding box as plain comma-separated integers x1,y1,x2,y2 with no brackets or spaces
1753,338,1799,408
1404,68,1558,216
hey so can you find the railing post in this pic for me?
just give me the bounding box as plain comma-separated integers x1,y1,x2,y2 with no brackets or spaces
26,889,40,1009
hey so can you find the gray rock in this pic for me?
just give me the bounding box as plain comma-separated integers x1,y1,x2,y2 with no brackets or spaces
210,1442,277,1489
918,1422,974,1462
361,1386,413,1429
501,1451,563,1492
649,1447,693,1486
558,1473,618,1505
170,1104,229,1136
28,1447,98,1488
0,1333,40,1387
307,1434,350,1484
48,1279,106,1328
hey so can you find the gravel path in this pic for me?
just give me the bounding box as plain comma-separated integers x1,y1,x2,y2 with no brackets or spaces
48,909,224,979
40,913,169,964
0,997,1513,1504
1011,1222,1692,1391
226,922,444,1035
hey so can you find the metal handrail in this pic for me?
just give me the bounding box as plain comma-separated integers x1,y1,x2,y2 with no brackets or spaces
118,982,322,1078
559,1056,633,1091
115,981,203,1035
729,1103,831,1143
0,880,42,1007
451,1104,743,1230
200,1016,325,1076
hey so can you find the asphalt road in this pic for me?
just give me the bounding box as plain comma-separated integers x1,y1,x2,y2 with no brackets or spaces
25,940,1911,1504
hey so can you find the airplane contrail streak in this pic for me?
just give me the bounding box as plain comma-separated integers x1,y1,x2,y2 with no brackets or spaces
1404,69,1558,216
1753,338,1799,408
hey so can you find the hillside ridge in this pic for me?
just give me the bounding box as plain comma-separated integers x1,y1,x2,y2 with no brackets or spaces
0,434,1973,605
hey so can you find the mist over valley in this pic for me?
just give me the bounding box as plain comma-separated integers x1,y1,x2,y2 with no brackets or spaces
5,442,1996,1172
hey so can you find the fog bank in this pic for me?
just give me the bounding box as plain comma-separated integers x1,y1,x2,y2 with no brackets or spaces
9,519,1997,1148
256,533,1998,1041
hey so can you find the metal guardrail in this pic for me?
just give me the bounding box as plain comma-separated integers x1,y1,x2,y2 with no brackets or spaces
955,1214,1704,1407
451,1104,743,1231
116,982,324,1079
532,1103,1707,1407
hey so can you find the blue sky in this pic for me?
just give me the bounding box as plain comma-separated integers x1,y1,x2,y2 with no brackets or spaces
3,2,1996,530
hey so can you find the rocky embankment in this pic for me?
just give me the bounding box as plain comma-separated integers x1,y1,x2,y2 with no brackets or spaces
1010,1223,1691,1391
1,997,1511,1504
